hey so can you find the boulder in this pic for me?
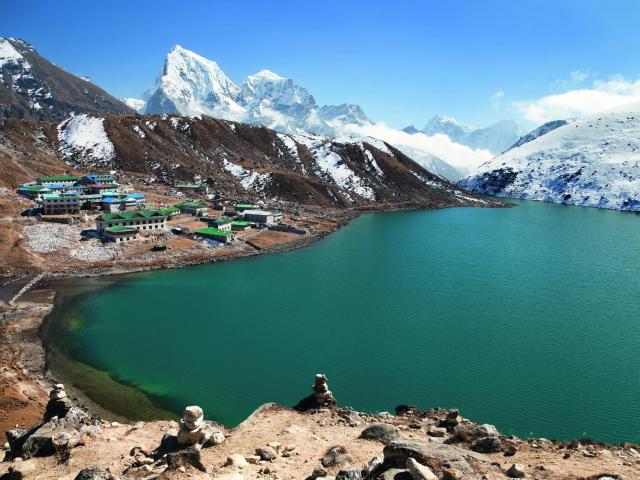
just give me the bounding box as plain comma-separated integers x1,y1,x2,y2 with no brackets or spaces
467,424,499,439
360,424,400,444
406,458,437,480
383,438,489,474
362,456,383,477
226,454,249,468
256,446,278,461
321,445,353,468
166,446,207,472
336,467,362,480
245,455,261,465
19,407,89,459
74,469,122,480
507,463,526,478
471,436,502,453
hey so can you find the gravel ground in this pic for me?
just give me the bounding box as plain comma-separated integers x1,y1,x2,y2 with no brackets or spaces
69,240,119,262
23,223,119,262
23,223,78,253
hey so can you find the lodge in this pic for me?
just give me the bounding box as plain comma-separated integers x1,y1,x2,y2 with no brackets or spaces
193,227,235,244
39,193,81,214
79,174,116,185
231,220,251,231
234,203,259,212
96,210,168,235
36,175,79,187
175,199,208,217
103,225,139,243
241,209,283,225
209,216,233,231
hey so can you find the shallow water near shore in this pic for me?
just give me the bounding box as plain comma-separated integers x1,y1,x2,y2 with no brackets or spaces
45,200,640,443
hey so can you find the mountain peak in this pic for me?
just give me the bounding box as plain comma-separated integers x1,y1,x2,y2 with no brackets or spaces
249,69,286,81
143,44,243,118
0,38,133,121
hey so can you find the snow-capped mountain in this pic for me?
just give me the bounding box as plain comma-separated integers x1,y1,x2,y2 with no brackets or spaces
411,115,525,154
458,103,640,211
101,45,496,181
142,45,244,119
137,45,368,136
0,37,133,121
505,119,567,152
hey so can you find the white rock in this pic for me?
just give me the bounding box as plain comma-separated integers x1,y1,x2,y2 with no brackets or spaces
226,454,249,468
406,458,437,480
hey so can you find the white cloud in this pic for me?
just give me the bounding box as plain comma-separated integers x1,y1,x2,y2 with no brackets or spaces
334,121,493,177
569,70,589,84
514,75,640,124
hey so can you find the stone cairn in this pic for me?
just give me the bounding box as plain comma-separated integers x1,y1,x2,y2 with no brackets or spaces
44,384,72,420
294,373,337,411
439,408,462,431
177,406,206,447
312,374,336,406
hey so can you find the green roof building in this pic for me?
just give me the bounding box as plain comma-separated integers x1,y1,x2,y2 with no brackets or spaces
194,227,235,244
36,175,79,186
175,199,208,217
231,220,252,231
235,203,259,211
96,209,167,236
103,225,139,243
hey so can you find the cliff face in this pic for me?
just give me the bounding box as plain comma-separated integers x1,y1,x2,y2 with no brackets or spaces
1,114,494,209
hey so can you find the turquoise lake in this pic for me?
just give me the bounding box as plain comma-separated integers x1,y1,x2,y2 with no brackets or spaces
46,200,640,443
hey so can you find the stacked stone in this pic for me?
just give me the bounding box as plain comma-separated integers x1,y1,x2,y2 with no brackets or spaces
312,374,336,407
44,384,72,420
444,409,461,427
177,406,206,447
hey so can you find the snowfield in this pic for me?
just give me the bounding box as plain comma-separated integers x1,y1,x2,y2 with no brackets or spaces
459,103,640,211
57,114,116,167
0,38,28,69
311,144,375,200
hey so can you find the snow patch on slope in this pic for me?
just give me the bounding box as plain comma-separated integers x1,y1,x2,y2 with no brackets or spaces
0,38,28,69
57,114,115,167
459,104,640,211
312,144,375,200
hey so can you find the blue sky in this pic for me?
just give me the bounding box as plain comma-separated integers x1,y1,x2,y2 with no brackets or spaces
2,0,640,129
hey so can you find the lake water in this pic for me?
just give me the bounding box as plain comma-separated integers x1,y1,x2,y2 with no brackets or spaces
45,201,640,443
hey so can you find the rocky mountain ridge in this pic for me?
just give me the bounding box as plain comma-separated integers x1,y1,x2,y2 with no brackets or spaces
0,37,134,121
458,103,640,211
1,113,494,210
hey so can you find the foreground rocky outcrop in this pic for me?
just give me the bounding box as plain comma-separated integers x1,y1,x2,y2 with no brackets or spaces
1,376,639,480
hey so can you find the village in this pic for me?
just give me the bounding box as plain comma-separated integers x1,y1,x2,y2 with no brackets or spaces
10,172,330,273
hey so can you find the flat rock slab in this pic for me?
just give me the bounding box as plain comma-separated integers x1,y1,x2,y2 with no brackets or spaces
360,423,400,444
383,439,490,474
